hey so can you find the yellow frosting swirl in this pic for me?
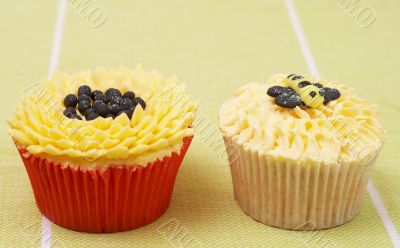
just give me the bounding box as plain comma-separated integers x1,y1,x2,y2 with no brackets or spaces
8,66,197,169
219,74,385,165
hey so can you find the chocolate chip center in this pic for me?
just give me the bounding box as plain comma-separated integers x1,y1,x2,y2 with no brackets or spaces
63,85,146,121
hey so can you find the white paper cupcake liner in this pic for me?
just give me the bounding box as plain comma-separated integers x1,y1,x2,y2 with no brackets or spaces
223,136,377,230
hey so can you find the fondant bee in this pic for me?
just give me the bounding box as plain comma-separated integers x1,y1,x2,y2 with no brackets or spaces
267,74,341,109
282,74,324,108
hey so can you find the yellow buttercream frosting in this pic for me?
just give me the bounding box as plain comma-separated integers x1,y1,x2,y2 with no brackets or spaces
8,66,197,169
219,74,385,165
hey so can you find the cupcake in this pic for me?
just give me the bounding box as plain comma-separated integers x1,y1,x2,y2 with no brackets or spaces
8,66,197,233
219,74,385,230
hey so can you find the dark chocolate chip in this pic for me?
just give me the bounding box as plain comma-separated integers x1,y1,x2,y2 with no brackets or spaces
71,114,82,120
78,94,91,102
309,91,317,97
110,95,123,105
110,103,122,115
123,91,135,100
121,98,134,110
64,94,78,108
105,114,115,119
116,109,133,119
105,88,122,98
86,112,99,121
95,103,111,117
91,90,103,101
94,93,109,103
123,109,133,119
78,85,91,96
78,100,91,114
63,107,77,117
135,97,146,109
84,108,96,117
92,100,103,108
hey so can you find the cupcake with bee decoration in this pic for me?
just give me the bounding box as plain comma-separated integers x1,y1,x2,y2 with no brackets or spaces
219,73,385,230
8,66,197,233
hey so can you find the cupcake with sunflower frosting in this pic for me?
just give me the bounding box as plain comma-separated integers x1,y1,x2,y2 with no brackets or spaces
8,66,197,233
219,74,385,230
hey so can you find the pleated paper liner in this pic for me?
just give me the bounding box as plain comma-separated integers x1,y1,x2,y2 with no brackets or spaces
223,136,378,230
16,136,193,233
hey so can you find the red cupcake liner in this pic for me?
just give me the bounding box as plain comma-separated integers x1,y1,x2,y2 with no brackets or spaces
16,136,193,233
